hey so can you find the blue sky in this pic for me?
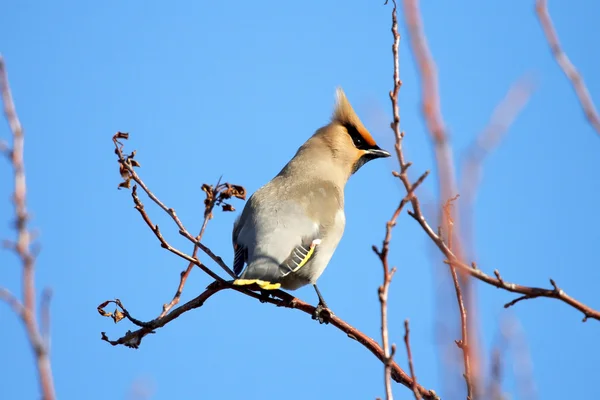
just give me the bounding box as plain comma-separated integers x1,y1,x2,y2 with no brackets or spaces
1,1,598,399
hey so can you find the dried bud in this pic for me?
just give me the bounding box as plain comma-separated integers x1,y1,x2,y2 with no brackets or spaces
118,180,131,189
222,204,235,212
113,309,125,323
114,132,129,140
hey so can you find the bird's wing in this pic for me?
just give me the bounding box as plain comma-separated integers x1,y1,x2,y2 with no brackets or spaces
279,237,322,277
232,242,247,277
232,212,248,276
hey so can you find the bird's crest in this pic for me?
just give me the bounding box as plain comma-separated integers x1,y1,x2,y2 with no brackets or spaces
331,87,377,147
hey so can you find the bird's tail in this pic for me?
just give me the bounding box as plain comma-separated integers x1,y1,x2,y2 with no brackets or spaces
232,278,281,290
233,239,321,290
232,257,283,290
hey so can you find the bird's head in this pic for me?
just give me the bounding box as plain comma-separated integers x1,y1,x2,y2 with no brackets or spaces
309,87,391,176
282,88,391,183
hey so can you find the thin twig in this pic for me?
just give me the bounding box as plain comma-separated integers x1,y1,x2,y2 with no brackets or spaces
443,197,473,400
0,55,56,400
129,185,225,283
392,3,598,395
535,0,600,136
373,175,428,400
158,178,223,319
398,0,481,396
113,134,236,279
99,279,440,400
0,288,27,318
375,248,397,400
374,4,432,399
404,320,421,400
401,0,458,212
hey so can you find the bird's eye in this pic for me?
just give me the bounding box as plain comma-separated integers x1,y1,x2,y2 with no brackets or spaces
343,122,369,150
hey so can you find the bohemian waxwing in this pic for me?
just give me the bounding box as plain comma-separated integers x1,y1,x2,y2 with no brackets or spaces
232,87,390,317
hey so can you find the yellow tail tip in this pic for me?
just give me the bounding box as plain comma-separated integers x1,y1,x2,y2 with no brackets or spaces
233,279,281,290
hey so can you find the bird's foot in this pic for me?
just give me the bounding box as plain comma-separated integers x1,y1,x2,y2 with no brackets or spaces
258,289,272,303
312,302,333,324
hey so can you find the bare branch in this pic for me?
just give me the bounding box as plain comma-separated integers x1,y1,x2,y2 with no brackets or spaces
443,197,474,400
387,0,599,325
404,320,422,400
374,240,397,400
535,0,600,136
99,278,441,399
158,178,240,318
113,132,237,279
399,1,481,395
129,185,225,283
402,0,458,212
0,55,56,400
0,288,27,318
373,5,433,397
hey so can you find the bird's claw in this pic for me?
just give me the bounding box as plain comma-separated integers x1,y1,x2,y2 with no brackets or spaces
259,289,272,303
312,303,332,324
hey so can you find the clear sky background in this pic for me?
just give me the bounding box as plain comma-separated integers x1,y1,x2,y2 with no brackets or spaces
1,1,598,399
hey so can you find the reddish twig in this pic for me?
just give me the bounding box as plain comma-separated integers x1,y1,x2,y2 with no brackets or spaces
100,282,442,399
535,0,600,136
443,197,474,400
157,178,231,318
436,253,600,321
374,232,398,400
402,0,458,213
0,56,56,400
391,0,599,393
400,0,481,390
129,185,225,283
113,132,237,279
159,263,195,318
392,2,598,395
378,268,396,400
373,5,433,397
404,320,421,400
99,279,440,399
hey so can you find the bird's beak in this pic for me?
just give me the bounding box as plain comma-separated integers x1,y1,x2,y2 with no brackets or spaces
365,147,391,159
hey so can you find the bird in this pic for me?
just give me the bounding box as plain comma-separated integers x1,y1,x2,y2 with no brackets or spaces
231,87,390,320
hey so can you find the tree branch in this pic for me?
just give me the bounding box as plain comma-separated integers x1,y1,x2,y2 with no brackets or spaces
535,0,600,136
113,132,238,280
0,55,56,400
404,320,422,400
393,0,599,324
443,196,474,399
